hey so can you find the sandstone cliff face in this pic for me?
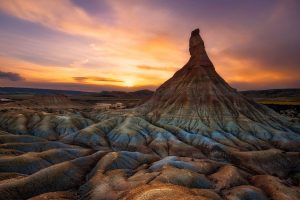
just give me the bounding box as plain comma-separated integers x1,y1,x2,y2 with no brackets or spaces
0,29,299,200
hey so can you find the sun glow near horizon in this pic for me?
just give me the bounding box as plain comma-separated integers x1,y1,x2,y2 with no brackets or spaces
0,0,299,92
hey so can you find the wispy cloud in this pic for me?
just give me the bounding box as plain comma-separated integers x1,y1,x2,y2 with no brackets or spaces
0,71,24,81
137,65,178,72
73,76,123,83
0,0,106,38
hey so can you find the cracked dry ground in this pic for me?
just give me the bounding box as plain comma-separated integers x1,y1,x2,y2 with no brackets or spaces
0,109,299,200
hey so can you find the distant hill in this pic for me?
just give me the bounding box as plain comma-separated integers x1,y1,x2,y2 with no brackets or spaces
1,87,299,100
95,90,154,98
0,87,93,96
0,87,154,98
94,88,300,101
241,88,300,98
4,94,82,108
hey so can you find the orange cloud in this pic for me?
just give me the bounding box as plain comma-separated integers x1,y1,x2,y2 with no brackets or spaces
136,65,178,72
0,0,107,38
73,76,123,83
211,50,299,89
0,55,71,82
0,0,187,90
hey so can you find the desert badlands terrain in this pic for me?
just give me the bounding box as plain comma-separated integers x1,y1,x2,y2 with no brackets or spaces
0,29,299,200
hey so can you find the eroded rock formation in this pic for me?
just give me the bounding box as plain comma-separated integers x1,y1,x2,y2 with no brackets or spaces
0,29,299,199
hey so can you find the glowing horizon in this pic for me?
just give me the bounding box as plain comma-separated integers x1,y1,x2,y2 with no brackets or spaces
0,0,299,92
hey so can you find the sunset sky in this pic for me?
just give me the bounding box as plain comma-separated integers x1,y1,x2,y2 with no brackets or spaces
0,0,299,92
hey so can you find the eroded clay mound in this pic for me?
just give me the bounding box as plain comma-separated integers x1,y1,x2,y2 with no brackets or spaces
0,130,299,200
0,110,299,199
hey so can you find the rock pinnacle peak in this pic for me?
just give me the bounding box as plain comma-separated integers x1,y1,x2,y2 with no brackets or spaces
191,28,200,36
188,28,213,68
189,28,205,57
139,28,300,150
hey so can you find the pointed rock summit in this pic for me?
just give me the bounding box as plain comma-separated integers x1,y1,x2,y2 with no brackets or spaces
139,28,299,150
189,28,213,67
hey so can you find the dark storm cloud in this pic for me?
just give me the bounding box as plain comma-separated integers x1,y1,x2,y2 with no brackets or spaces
0,71,24,81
